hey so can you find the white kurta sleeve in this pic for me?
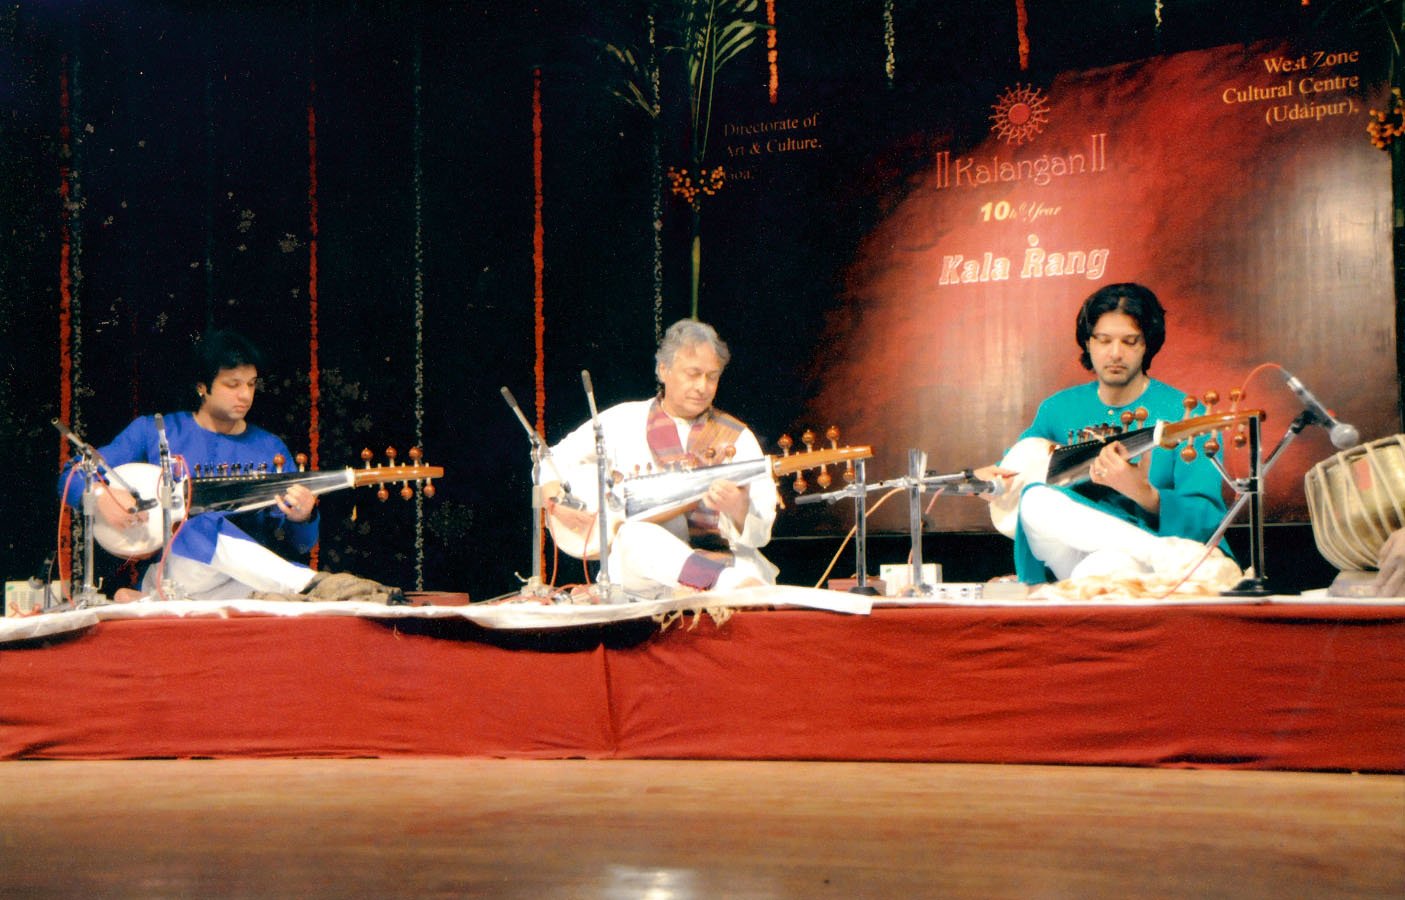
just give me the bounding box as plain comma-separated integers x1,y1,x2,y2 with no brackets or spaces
717,427,778,550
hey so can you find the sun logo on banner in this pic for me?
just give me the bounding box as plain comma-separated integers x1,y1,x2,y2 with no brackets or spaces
990,83,1050,146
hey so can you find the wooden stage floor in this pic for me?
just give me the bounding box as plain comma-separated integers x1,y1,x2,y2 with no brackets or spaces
1,759,1400,898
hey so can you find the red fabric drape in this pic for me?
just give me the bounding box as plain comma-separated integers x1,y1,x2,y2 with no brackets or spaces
2,605,1401,771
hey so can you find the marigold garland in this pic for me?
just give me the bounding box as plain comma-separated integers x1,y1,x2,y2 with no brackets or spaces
1368,88,1404,150
1015,0,1030,71
766,0,779,104
667,166,726,210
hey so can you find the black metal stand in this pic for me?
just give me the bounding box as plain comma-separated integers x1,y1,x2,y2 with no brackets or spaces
797,453,995,597
1208,412,1313,597
848,459,879,595
795,459,879,594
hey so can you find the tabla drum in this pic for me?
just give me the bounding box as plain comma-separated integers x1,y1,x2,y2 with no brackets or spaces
1304,434,1405,570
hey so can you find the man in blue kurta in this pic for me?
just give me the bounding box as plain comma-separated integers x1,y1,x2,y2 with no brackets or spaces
980,283,1235,584
61,330,324,601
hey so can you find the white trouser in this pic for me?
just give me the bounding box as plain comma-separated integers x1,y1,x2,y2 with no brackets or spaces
1020,484,1170,581
607,521,776,597
142,536,317,601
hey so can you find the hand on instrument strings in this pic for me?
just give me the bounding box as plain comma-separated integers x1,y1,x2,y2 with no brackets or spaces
278,483,318,523
1371,529,1405,597
96,483,146,530
1088,442,1160,514
703,479,750,530
972,464,1018,504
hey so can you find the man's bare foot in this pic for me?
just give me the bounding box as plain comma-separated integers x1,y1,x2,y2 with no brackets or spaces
113,588,145,603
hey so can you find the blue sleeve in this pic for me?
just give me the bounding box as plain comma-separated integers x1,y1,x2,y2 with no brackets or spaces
252,431,320,553
58,416,158,508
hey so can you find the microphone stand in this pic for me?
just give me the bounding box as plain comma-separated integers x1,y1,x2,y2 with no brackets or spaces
905,449,931,595
794,458,878,594
52,418,152,608
499,386,553,597
797,456,994,596
581,370,620,603
1207,411,1310,597
153,414,188,602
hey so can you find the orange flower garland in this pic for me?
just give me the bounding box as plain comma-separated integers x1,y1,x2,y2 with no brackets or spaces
667,166,726,210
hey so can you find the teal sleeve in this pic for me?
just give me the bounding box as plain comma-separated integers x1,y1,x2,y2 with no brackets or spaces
1149,437,1232,553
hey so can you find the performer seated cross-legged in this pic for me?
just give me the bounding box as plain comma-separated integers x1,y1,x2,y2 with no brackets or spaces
58,329,401,604
976,283,1237,585
542,319,779,597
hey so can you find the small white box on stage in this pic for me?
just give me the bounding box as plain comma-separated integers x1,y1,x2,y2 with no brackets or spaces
5,581,46,616
879,563,941,597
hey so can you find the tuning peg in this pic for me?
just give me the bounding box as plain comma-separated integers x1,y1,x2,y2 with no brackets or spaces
361,448,373,468
385,447,398,466
817,469,833,489
1133,407,1148,425
843,461,855,483
423,483,436,499
793,472,809,494
1204,435,1221,457
1229,388,1243,411
1183,396,1197,419
1202,390,1219,414
826,425,840,448
273,454,285,473
723,445,736,462
295,453,308,472
778,434,793,456
801,429,815,452
377,486,389,502
409,447,423,463
400,484,413,501
1180,445,1198,463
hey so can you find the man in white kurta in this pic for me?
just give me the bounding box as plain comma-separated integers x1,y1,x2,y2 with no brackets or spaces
543,321,779,597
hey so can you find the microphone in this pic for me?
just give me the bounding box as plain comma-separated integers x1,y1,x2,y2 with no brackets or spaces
51,417,94,456
155,413,173,509
499,386,542,445
155,413,170,461
581,369,599,418
1283,371,1359,449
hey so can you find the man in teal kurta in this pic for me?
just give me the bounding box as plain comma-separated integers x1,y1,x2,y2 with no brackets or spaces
982,283,1232,584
